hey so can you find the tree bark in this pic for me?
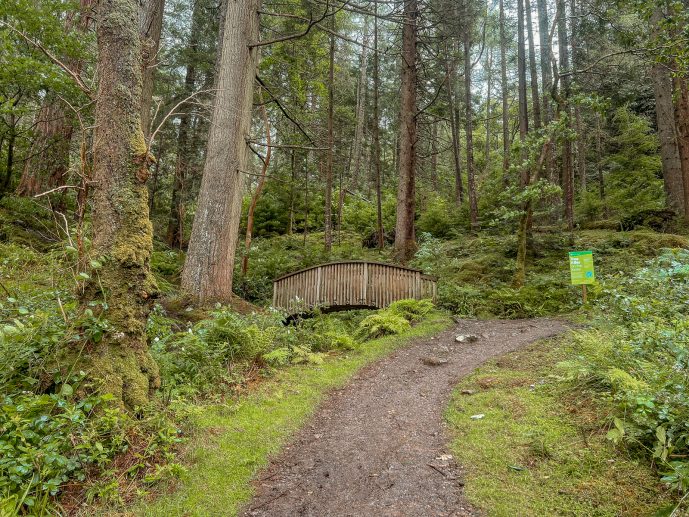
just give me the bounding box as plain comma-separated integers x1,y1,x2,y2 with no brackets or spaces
431,119,438,189
166,0,202,248
394,0,418,262
181,0,260,301
557,0,574,231
517,0,529,176
350,18,370,190
85,0,160,410
324,23,335,253
16,0,93,198
652,61,683,212
499,0,510,184
464,31,479,232
445,50,463,204
525,0,541,130
140,0,165,138
484,47,493,169
673,75,689,221
373,5,384,249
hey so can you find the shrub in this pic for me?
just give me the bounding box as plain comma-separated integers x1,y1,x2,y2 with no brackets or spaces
387,299,434,322
559,249,689,490
357,312,411,339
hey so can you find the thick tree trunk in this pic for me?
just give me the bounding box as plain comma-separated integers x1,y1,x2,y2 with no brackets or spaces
86,0,160,410
140,0,165,138
181,0,260,301
499,0,510,184
350,18,370,190
464,33,479,232
394,0,418,262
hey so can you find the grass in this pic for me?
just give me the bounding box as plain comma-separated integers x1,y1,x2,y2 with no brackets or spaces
445,336,674,517
126,313,452,517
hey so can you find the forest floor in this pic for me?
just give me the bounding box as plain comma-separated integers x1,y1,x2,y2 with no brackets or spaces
240,318,568,517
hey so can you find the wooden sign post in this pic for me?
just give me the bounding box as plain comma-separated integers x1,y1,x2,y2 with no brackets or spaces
569,251,595,304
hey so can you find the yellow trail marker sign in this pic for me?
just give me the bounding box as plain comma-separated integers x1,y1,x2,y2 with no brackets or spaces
569,251,595,285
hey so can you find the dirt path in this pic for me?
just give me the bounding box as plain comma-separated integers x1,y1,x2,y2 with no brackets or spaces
242,318,569,517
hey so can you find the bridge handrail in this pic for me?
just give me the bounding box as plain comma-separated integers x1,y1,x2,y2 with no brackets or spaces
273,260,438,283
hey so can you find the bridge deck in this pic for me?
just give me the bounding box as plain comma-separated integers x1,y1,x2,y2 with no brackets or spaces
272,261,437,314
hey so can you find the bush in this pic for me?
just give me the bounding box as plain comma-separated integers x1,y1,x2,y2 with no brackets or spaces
386,299,434,322
560,249,689,490
358,312,411,339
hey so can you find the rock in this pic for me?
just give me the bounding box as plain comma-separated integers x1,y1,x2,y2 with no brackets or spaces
470,414,485,420
455,334,479,343
421,356,449,366
436,454,453,461
460,389,475,395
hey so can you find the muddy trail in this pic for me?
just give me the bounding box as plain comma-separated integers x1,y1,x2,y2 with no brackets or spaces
242,318,569,517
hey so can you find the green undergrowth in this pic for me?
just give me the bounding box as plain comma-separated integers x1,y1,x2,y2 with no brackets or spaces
412,229,689,318
446,337,674,516
129,313,451,517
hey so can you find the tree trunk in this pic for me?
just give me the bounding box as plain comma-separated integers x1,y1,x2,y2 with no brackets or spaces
653,62,683,213
673,75,689,221
484,47,493,168
16,0,93,198
324,24,335,253
557,0,574,232
350,18,370,190
373,6,384,249
181,0,260,301
394,0,418,262
16,101,73,197
445,51,463,204
431,120,438,189
464,32,479,231
570,0,586,194
525,0,541,130
596,112,605,205
85,0,160,410
499,0,510,184
165,0,202,248
517,0,529,175
536,0,554,180
140,0,165,138
242,100,270,275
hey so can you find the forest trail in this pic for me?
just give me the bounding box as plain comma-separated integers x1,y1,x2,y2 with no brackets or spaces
242,318,569,517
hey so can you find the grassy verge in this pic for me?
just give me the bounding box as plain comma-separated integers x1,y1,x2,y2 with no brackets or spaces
128,313,451,516
445,336,673,517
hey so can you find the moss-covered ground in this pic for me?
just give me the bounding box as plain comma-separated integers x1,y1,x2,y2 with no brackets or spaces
446,336,674,517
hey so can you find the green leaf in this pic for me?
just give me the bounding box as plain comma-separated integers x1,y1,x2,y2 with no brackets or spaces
60,384,73,397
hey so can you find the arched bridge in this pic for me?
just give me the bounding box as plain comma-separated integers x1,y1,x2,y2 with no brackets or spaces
272,261,437,315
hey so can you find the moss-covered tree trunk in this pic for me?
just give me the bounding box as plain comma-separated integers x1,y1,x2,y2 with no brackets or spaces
85,0,160,410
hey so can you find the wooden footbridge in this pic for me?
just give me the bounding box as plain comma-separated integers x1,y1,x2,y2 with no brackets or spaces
272,261,437,315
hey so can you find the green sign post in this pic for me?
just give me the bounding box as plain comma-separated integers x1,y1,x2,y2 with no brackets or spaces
569,251,595,303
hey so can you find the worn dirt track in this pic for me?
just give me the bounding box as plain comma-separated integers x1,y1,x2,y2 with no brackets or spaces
242,318,569,517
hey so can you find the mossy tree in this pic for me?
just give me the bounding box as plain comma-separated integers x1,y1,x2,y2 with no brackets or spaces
80,0,160,410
